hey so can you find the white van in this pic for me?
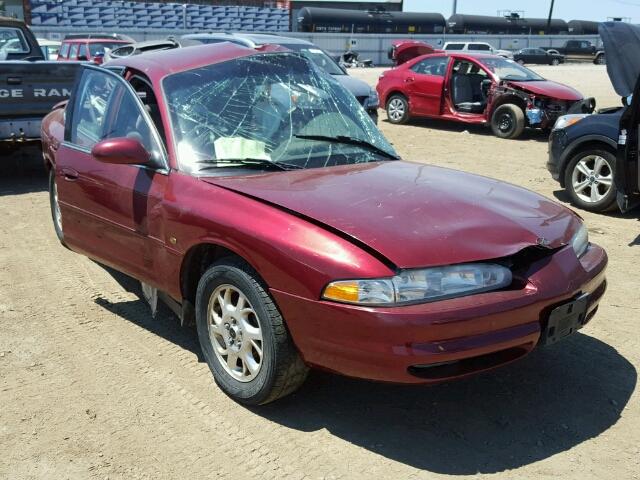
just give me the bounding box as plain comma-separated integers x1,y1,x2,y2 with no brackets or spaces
443,42,514,59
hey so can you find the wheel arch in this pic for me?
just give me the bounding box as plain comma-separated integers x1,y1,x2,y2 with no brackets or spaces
385,90,408,108
180,242,259,309
559,136,617,187
489,95,527,119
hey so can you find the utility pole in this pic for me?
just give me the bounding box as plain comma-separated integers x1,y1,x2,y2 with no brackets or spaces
452,0,457,15
547,0,555,30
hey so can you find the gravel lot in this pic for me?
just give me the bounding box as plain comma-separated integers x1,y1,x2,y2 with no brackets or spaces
1,64,638,480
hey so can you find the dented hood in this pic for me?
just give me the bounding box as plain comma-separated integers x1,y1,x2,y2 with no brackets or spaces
507,80,583,101
202,161,580,268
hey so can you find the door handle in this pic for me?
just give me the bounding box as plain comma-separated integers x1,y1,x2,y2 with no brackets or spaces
7,76,22,85
405,77,415,83
61,168,79,181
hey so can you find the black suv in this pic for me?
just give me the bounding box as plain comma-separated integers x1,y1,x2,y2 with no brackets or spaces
548,107,622,212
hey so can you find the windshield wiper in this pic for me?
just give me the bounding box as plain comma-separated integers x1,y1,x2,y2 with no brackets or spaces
196,158,302,171
294,134,400,160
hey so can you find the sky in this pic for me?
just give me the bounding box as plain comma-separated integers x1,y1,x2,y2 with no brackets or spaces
403,0,640,22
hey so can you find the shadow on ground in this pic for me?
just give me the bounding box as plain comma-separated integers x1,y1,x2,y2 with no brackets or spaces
0,145,48,196
552,189,640,221
94,267,636,476
383,117,550,142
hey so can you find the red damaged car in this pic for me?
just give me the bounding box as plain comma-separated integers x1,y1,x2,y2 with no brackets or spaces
377,52,595,139
42,44,607,405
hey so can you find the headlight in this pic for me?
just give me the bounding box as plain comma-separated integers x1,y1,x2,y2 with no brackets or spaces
322,263,512,306
553,114,589,130
571,223,589,258
364,89,379,108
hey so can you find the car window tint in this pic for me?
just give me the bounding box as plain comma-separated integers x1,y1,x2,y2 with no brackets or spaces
411,56,449,76
69,43,79,59
469,43,491,51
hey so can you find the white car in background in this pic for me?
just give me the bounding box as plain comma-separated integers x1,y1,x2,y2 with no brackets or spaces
443,41,514,59
37,38,61,60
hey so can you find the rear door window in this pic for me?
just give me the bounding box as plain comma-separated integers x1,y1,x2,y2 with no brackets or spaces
445,43,464,51
59,42,70,59
469,43,491,51
0,27,29,58
69,43,79,59
411,56,449,76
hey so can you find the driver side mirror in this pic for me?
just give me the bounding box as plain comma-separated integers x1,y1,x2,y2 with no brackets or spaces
91,137,152,166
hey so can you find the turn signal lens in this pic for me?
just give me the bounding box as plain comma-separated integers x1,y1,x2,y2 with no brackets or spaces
323,281,360,303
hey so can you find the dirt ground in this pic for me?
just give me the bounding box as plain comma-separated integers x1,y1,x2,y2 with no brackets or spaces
1,64,638,480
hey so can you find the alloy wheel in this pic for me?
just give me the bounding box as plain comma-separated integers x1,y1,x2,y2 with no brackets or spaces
207,284,263,382
571,155,613,203
388,98,406,122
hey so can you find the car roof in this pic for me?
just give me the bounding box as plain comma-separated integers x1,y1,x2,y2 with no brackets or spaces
105,42,290,82
182,32,313,47
412,51,499,62
65,38,130,44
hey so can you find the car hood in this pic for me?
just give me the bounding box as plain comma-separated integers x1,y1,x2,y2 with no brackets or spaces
201,161,580,268
507,80,583,101
332,74,371,97
600,21,640,97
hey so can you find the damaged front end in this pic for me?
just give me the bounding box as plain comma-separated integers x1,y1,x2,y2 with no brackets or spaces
495,83,596,129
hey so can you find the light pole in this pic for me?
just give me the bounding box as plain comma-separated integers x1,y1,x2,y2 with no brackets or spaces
547,0,555,30
452,0,458,15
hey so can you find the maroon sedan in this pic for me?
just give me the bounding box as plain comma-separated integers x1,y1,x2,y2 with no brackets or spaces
42,43,607,405
377,52,593,139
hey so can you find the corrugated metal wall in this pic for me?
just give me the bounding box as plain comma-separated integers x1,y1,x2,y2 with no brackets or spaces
30,27,601,65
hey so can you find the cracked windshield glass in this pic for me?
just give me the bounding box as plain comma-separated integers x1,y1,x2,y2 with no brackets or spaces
163,52,398,174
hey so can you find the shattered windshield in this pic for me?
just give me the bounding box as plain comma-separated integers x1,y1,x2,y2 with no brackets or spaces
163,52,397,175
283,45,344,75
479,57,544,81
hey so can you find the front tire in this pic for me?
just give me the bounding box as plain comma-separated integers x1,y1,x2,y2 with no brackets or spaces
564,149,617,212
595,54,606,65
195,259,308,405
551,58,560,66
386,94,409,124
491,104,525,139
517,59,525,65
48,168,65,245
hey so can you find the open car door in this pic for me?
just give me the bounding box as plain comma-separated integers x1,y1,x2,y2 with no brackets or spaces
600,21,640,211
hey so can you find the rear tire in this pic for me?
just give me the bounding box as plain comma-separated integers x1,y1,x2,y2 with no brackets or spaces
386,94,409,124
595,54,606,65
48,168,65,245
195,258,308,405
564,148,618,212
491,104,526,139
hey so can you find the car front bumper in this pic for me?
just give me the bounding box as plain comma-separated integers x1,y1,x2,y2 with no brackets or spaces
272,243,607,384
547,128,569,182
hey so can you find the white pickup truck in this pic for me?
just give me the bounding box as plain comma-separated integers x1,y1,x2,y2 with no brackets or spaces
443,41,514,59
